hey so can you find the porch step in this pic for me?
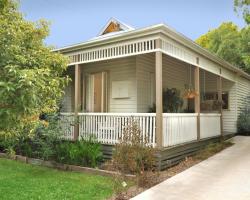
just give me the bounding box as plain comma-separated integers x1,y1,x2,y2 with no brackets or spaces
101,144,114,160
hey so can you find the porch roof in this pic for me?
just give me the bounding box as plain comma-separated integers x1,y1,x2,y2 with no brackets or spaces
54,22,250,81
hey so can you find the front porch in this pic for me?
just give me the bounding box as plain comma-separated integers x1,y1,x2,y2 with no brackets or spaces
60,112,221,148
59,47,233,148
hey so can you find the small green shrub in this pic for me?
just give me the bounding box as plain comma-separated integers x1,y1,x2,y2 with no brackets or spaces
78,138,103,167
0,113,63,160
15,114,63,160
54,138,103,168
54,141,71,163
0,113,103,168
0,133,17,153
16,140,33,157
237,96,250,135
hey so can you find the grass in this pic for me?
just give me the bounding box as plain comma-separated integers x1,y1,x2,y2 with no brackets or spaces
0,158,115,200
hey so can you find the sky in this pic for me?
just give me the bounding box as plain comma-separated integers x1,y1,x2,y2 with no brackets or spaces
20,0,246,48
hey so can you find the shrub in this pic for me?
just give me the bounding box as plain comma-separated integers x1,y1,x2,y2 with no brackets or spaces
54,137,103,168
54,141,71,163
0,113,63,160
237,96,250,135
15,114,63,160
112,120,156,187
0,113,103,168
78,138,103,167
0,131,18,153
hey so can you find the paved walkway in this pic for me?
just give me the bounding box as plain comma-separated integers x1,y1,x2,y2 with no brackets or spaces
132,136,250,200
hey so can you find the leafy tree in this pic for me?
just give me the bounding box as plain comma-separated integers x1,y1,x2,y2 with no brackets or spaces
240,26,250,71
234,0,250,24
196,22,250,74
0,0,69,134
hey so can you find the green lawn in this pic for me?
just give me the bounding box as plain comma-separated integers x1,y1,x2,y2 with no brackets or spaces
0,158,114,200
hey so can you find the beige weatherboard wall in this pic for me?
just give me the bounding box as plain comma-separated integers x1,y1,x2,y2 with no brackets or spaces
61,54,193,113
57,18,250,136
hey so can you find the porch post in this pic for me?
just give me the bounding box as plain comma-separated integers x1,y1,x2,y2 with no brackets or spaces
217,70,223,137
74,64,81,141
155,39,163,148
194,62,200,140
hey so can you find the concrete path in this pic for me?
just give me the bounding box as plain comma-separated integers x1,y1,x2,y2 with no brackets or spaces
132,136,250,200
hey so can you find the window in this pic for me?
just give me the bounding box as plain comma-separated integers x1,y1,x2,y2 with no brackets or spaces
202,91,229,110
222,92,229,110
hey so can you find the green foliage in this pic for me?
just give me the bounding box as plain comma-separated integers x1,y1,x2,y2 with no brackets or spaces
237,96,250,135
240,26,250,71
0,128,23,154
234,0,250,24
0,114,63,160
0,0,69,134
149,88,183,113
163,88,183,112
0,111,102,167
30,114,63,160
196,22,250,74
54,138,103,168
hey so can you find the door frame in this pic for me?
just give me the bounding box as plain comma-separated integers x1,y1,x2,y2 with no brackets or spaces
85,71,108,112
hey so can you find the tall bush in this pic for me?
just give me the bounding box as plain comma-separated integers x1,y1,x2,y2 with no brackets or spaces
237,96,250,135
0,0,69,137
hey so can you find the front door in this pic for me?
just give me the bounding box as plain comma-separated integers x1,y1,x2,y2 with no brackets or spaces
85,72,107,112
94,72,102,112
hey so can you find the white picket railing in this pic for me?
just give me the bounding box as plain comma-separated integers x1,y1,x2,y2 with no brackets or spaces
59,113,75,140
200,113,221,139
78,113,156,146
162,113,198,147
59,112,221,147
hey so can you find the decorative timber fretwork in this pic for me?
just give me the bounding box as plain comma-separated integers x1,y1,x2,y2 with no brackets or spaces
102,22,122,35
66,38,157,65
65,37,201,67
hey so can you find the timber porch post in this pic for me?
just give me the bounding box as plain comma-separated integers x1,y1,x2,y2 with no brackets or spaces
74,64,81,140
217,69,223,137
155,39,163,148
194,59,200,140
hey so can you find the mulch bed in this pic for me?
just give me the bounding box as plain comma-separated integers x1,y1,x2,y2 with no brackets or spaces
110,141,233,200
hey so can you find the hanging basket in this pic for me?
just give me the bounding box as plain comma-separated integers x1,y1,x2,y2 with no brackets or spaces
183,89,199,99
183,66,199,99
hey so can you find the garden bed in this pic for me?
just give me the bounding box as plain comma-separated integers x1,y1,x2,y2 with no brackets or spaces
109,140,234,200
0,152,135,179
0,140,234,200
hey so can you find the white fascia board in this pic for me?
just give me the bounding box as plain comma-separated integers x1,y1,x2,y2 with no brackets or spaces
53,24,164,52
